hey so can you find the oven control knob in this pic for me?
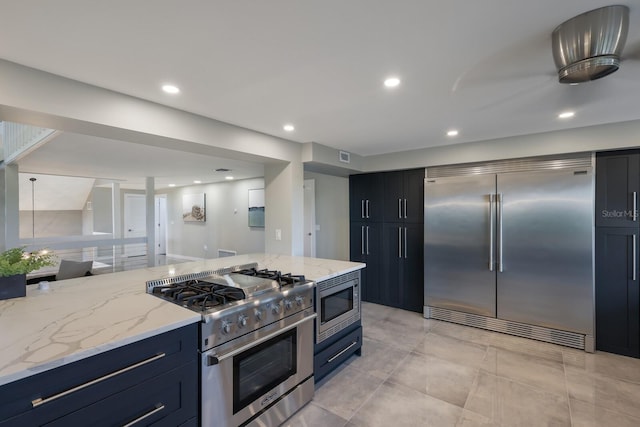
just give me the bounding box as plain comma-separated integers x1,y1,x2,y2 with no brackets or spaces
254,309,263,321
221,321,232,335
272,303,281,314
284,299,293,311
238,315,248,328
295,296,304,306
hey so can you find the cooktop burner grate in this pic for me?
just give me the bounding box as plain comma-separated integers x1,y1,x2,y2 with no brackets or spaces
235,268,306,288
152,280,246,311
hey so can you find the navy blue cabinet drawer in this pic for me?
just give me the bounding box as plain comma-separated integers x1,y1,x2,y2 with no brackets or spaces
44,360,197,427
314,326,362,381
0,324,197,424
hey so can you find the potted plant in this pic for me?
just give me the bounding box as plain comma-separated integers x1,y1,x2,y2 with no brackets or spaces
0,247,56,300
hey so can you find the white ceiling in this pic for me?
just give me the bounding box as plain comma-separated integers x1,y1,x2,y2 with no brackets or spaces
2,1,640,159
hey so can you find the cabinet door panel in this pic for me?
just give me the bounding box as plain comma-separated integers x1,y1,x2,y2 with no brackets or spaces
383,171,405,222
402,223,424,312
349,174,384,222
595,151,640,228
595,227,640,357
404,169,425,224
382,223,404,309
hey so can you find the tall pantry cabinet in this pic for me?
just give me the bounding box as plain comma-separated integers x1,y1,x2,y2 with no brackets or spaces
349,169,424,312
595,150,640,358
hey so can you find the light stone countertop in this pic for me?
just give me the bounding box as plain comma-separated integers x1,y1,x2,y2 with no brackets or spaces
0,254,364,386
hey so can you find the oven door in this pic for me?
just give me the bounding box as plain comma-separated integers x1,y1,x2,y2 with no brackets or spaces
317,277,360,343
201,311,316,427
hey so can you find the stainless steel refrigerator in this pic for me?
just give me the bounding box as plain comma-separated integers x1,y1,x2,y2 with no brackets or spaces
424,156,594,350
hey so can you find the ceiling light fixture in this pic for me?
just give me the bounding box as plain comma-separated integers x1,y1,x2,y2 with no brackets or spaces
558,111,575,119
225,176,234,180
193,180,202,184
447,130,459,137
162,84,180,94
283,124,295,132
384,77,401,88
168,184,176,187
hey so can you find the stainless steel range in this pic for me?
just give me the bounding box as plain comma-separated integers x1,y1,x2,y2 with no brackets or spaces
146,263,316,427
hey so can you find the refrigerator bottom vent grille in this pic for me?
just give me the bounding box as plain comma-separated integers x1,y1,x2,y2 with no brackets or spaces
428,306,585,349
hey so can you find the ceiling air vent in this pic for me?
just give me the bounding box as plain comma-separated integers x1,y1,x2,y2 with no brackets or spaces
552,5,629,84
339,151,350,164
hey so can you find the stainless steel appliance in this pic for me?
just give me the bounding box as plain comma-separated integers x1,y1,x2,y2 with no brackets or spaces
147,264,316,427
313,270,362,382
316,270,360,344
424,154,595,351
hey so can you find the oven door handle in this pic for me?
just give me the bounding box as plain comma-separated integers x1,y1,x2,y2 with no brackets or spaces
207,314,317,366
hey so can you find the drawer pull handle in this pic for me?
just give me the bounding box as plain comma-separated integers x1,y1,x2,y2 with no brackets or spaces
327,341,358,363
31,353,166,408
122,403,165,427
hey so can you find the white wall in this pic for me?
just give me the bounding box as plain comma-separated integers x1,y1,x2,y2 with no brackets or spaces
304,171,350,261
19,210,83,238
166,178,265,259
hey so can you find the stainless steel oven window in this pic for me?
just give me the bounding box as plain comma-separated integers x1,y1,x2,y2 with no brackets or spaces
233,328,297,414
321,287,354,324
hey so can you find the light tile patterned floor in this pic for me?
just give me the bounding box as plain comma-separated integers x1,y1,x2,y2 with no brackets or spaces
283,302,640,427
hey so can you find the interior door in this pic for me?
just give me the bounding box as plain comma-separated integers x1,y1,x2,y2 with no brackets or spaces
303,179,316,257
155,195,167,255
496,169,594,334
124,193,146,257
424,174,497,317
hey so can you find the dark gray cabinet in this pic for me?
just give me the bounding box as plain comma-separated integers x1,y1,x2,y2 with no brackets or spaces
596,150,640,227
350,222,383,304
595,150,640,358
350,169,424,312
349,173,384,222
382,222,424,312
383,169,425,224
595,227,639,357
0,324,198,426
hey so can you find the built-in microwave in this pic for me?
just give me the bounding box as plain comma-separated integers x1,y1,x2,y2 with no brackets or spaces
315,270,361,344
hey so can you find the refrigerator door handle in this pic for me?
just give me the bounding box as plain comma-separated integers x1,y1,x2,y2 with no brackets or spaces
398,227,402,258
404,227,408,258
633,234,637,281
634,192,638,221
497,193,504,273
489,194,495,271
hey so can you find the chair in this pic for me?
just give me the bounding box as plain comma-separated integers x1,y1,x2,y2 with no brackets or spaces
55,260,93,281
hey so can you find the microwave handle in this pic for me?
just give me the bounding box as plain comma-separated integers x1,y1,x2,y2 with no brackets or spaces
207,314,317,366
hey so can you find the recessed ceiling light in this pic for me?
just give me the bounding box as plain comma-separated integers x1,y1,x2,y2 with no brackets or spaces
193,180,202,184
558,111,575,119
225,176,234,180
168,184,176,187
162,84,180,94
447,129,459,137
283,124,295,132
384,77,401,88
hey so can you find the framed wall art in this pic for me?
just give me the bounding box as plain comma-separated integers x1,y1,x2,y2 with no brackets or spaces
248,188,265,227
182,193,206,222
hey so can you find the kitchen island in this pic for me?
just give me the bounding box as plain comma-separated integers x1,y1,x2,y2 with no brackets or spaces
0,253,363,425
0,253,363,386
